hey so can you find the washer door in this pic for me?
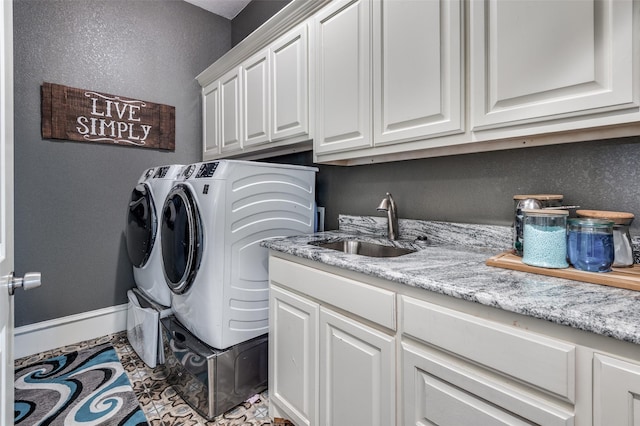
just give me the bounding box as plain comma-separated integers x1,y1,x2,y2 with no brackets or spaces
126,183,156,268
161,184,202,294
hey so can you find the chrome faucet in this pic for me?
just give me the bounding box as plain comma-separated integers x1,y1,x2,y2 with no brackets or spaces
377,192,399,240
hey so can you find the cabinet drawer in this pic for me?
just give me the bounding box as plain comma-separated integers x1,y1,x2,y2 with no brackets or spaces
402,342,573,426
401,296,575,402
270,257,396,330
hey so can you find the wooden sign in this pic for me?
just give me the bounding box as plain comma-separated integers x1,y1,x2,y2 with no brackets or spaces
41,82,175,150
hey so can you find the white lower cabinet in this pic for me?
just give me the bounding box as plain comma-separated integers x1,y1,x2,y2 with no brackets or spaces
269,284,396,426
593,353,640,426
269,256,396,426
269,253,640,426
319,307,395,426
269,284,319,426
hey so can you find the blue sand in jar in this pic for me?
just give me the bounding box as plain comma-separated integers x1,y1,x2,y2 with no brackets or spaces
567,230,614,272
522,224,568,268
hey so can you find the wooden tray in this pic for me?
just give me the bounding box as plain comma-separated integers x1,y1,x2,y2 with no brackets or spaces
486,251,640,292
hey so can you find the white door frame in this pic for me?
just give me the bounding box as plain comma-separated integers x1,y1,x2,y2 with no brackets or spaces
0,0,15,424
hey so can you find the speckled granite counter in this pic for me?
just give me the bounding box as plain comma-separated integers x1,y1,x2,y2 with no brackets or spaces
263,215,640,346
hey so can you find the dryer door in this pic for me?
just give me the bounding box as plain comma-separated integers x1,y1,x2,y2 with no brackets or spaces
161,184,203,294
126,183,156,268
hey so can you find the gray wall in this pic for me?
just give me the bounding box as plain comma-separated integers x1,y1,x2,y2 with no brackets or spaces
311,137,640,234
13,0,230,326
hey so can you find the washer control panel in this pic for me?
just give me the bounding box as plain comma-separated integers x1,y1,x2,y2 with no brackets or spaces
153,166,170,179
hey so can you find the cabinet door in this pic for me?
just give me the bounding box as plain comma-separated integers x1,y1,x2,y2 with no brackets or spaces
202,81,220,158
220,67,242,153
271,24,309,142
242,48,270,147
373,0,463,146
470,0,637,130
594,353,640,426
319,307,395,426
269,285,319,426
314,0,372,155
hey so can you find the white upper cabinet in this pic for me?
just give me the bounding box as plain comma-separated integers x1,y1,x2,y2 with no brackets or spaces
220,68,242,154
313,0,464,161
197,0,330,161
202,25,311,160
314,0,640,165
201,0,640,164
271,24,309,142
314,0,372,155
202,81,220,157
470,0,637,130
314,0,463,155
242,48,270,147
373,0,463,146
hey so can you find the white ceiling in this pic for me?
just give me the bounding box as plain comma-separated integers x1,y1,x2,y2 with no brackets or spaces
184,0,252,19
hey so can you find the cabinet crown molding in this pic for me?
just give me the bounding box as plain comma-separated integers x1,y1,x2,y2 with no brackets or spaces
196,0,330,87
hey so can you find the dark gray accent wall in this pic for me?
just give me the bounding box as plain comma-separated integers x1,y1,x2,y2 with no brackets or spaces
312,137,640,234
231,0,291,46
13,0,230,326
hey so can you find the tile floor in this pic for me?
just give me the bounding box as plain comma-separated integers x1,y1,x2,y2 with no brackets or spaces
14,332,274,426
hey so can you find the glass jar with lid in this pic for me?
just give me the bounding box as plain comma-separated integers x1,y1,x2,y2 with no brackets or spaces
522,209,569,268
576,210,634,267
513,194,563,256
567,218,615,272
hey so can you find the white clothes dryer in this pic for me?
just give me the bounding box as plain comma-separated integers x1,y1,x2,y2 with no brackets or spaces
126,164,183,307
160,160,317,349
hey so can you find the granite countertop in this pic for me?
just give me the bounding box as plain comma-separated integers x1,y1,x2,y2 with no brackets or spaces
263,215,640,346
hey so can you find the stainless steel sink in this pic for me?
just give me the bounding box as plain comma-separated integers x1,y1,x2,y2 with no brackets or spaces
310,240,416,257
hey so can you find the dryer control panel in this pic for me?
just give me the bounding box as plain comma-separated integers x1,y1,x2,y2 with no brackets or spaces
196,162,219,179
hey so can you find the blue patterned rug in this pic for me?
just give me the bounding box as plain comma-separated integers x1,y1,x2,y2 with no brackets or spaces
14,343,148,425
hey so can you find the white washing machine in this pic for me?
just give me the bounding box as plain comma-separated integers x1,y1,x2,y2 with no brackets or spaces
126,164,183,307
160,160,317,349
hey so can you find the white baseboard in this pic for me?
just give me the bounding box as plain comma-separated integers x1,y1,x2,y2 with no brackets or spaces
14,304,129,359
